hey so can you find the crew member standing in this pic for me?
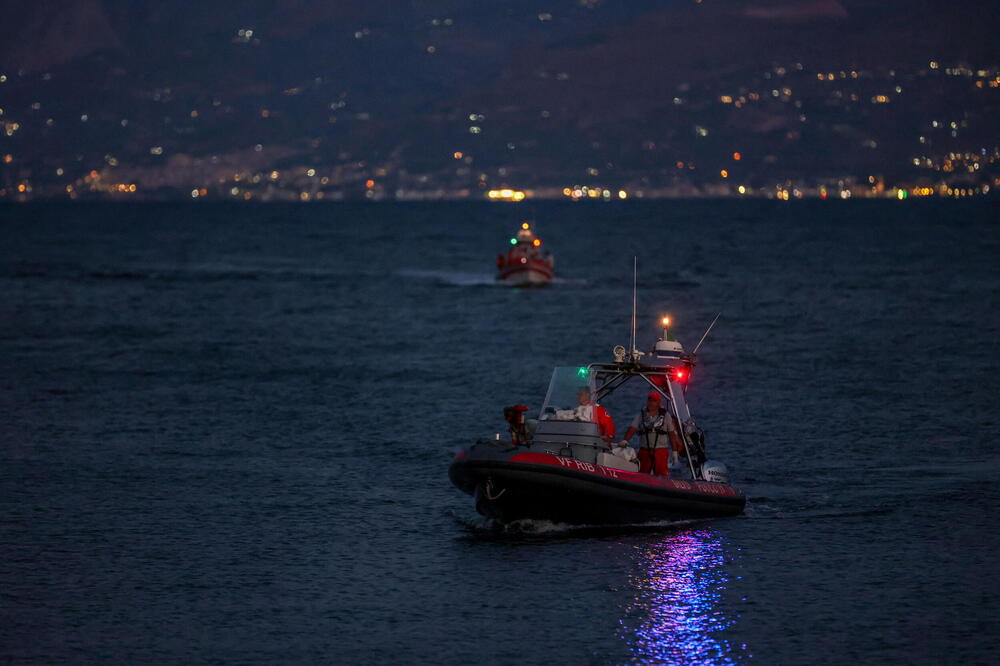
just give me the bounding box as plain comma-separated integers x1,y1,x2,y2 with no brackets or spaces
622,391,682,476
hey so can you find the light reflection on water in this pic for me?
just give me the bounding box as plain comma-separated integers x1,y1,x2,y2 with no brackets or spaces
619,528,749,664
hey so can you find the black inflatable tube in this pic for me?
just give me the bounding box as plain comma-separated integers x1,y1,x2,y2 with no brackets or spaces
451,459,745,524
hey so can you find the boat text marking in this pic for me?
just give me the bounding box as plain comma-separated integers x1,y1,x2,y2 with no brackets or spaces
553,456,619,479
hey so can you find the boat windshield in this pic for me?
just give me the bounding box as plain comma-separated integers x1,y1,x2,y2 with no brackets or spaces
539,366,596,420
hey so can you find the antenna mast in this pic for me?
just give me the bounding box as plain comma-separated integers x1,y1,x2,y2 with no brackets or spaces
692,312,722,355
630,257,638,356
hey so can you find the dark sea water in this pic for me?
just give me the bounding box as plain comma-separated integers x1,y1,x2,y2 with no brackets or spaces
1,200,998,664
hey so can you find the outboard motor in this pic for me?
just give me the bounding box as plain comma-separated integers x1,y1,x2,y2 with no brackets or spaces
701,460,730,484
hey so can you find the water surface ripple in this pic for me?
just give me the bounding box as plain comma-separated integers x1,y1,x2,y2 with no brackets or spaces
1,201,998,664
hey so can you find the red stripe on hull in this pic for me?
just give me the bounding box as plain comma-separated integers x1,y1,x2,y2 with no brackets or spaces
508,451,738,497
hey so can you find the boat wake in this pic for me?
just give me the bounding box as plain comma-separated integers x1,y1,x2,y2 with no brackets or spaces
452,513,710,540
744,501,895,521
396,268,501,287
397,269,588,287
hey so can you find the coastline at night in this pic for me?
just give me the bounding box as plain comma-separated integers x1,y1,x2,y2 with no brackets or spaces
2,1,997,202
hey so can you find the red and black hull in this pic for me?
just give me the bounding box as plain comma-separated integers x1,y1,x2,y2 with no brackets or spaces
450,444,745,525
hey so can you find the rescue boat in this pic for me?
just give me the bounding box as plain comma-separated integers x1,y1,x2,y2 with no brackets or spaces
496,222,555,287
449,317,746,525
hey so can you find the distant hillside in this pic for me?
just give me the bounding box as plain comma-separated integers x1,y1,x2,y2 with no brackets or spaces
1,0,997,199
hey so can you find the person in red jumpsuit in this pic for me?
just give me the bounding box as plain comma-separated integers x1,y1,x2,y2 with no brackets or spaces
576,387,615,443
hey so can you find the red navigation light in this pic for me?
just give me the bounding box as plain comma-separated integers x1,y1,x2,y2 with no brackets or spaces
673,368,688,382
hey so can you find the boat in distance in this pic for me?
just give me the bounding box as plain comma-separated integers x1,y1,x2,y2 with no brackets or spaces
449,318,746,525
496,222,555,286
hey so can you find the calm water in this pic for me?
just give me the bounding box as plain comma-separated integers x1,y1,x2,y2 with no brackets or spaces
1,200,998,664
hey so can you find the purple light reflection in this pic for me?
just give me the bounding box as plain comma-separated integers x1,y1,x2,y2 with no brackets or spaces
619,528,748,664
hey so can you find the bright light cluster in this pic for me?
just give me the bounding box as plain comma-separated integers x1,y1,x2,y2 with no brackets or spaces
487,188,526,201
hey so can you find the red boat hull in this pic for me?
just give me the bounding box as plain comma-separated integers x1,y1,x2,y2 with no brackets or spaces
497,261,554,286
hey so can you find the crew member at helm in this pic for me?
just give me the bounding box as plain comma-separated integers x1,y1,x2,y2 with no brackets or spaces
621,391,682,476
575,387,615,443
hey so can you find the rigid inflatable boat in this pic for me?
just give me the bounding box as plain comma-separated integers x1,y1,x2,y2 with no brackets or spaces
450,317,745,525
